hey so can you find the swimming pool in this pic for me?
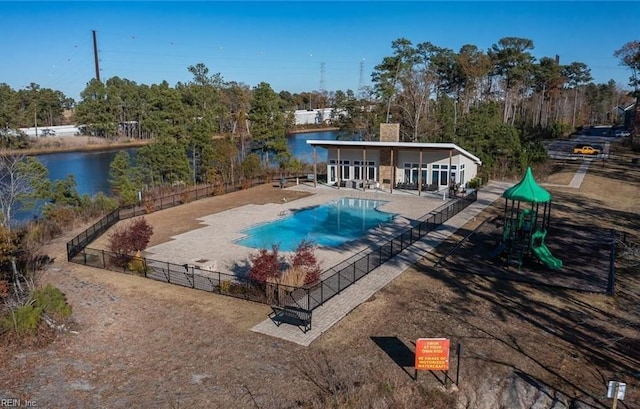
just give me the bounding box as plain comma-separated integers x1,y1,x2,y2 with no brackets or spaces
236,198,396,251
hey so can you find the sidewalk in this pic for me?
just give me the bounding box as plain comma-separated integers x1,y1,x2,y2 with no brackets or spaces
250,181,512,346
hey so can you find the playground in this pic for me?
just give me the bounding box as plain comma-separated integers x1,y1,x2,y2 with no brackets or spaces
440,167,615,294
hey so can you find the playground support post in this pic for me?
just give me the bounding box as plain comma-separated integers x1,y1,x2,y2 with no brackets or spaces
456,343,462,385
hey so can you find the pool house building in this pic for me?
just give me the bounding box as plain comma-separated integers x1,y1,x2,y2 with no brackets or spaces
306,124,482,195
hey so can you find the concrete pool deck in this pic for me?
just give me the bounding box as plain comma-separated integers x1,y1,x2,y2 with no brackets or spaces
144,181,510,346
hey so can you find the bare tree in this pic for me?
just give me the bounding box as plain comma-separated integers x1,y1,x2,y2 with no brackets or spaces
614,40,640,141
0,155,49,293
563,62,592,129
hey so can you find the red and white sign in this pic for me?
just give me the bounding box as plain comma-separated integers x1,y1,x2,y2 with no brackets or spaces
415,338,450,371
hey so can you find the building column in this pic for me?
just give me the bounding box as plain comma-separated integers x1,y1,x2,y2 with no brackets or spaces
337,148,341,189
449,149,453,196
418,149,423,196
313,146,317,188
390,148,395,194
449,149,453,184
362,147,367,191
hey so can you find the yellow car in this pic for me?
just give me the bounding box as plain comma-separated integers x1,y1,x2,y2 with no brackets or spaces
573,145,600,155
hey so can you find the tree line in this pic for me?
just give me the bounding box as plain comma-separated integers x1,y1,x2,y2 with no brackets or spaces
1,37,638,182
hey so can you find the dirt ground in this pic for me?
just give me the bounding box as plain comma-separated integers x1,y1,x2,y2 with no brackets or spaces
1,147,639,408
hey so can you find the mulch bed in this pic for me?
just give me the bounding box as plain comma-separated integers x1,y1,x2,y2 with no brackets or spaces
441,216,615,294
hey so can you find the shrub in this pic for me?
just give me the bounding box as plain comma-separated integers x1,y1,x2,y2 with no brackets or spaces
220,280,231,293
82,192,119,218
249,241,322,286
127,251,147,276
32,284,72,321
143,196,155,214
248,246,283,283
273,266,309,287
108,218,154,258
467,177,482,189
22,219,61,245
43,206,77,229
290,240,322,284
1,303,43,335
0,284,71,336
266,266,309,305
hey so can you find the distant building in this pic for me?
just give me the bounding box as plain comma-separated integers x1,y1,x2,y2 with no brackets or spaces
293,108,335,125
620,103,636,131
19,125,82,138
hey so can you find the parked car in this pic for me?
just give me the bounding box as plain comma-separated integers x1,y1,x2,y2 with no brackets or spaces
573,144,600,155
40,128,56,136
614,129,631,137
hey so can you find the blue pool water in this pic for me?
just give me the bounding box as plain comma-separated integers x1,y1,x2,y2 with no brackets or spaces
236,198,396,251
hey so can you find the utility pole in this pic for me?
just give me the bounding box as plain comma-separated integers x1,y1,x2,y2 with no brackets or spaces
92,30,100,82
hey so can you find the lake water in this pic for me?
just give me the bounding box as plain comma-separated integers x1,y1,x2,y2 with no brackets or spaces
34,131,337,196
286,130,337,163
13,130,339,223
36,148,138,196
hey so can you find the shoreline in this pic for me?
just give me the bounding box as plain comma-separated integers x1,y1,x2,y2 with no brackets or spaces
0,138,152,156
287,127,339,135
1,126,340,156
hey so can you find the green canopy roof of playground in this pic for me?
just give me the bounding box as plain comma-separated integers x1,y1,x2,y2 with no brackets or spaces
502,167,552,203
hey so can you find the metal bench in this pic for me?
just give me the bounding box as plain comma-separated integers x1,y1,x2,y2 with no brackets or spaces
269,305,312,333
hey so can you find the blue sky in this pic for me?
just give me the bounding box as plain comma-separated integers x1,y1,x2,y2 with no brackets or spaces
1,1,637,101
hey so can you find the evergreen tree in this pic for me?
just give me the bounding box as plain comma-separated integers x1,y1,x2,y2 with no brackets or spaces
109,151,140,205
248,82,288,166
137,136,191,186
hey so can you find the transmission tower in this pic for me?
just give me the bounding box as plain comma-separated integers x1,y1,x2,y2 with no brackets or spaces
358,60,365,96
319,62,326,92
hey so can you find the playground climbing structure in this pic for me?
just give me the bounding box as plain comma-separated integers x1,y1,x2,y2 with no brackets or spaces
493,167,563,270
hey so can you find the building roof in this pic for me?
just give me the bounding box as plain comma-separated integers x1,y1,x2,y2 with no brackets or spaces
306,140,482,165
502,167,551,203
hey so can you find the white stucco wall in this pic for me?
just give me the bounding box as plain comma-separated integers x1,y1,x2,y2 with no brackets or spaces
324,146,478,188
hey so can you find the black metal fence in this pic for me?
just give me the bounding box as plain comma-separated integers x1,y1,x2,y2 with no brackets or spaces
68,247,304,307
118,177,273,219
301,190,478,311
66,208,120,260
67,185,478,313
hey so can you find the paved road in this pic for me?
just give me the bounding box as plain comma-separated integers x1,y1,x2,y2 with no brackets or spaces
545,134,619,160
